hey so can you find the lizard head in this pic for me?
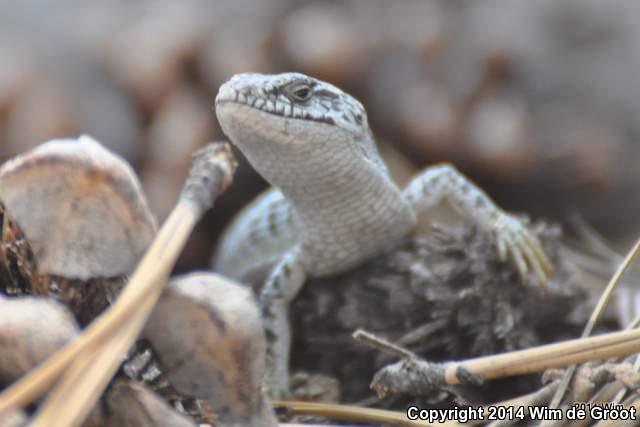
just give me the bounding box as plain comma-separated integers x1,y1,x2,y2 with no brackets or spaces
215,72,369,140
214,72,387,194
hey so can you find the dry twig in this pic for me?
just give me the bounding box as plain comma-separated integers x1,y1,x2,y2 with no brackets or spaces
368,327,640,399
544,234,640,421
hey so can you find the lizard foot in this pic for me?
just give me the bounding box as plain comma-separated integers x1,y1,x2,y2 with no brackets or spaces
492,212,554,284
262,378,291,400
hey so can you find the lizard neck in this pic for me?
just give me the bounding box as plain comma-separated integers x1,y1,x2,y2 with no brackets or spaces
238,132,417,275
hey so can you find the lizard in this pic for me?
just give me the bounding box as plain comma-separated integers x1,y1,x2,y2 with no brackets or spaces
212,72,554,397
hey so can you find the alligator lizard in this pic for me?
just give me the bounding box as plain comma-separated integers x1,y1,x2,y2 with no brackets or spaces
213,72,553,397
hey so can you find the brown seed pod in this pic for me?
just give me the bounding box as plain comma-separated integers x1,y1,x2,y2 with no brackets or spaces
0,135,157,280
0,201,127,324
0,295,78,386
105,380,196,427
143,272,277,427
0,135,157,323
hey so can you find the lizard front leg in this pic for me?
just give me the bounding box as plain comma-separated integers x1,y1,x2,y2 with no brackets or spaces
260,247,306,398
403,163,553,283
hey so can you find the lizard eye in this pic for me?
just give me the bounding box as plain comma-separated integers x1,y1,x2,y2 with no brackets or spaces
288,83,313,102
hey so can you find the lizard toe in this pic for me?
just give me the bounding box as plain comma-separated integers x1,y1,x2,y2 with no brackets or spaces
518,235,548,285
506,233,529,280
496,234,508,261
521,229,554,276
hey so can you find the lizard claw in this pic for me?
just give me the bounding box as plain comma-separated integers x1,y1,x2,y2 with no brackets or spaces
492,213,553,285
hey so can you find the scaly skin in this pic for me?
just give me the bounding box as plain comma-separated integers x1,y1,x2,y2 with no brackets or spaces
213,72,553,398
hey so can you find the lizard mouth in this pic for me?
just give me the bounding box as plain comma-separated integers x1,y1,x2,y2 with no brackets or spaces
216,87,337,127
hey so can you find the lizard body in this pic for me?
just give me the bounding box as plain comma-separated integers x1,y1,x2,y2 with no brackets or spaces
215,188,296,282
213,72,553,397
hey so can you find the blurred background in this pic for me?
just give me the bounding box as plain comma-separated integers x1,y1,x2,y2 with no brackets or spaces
1,0,640,271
